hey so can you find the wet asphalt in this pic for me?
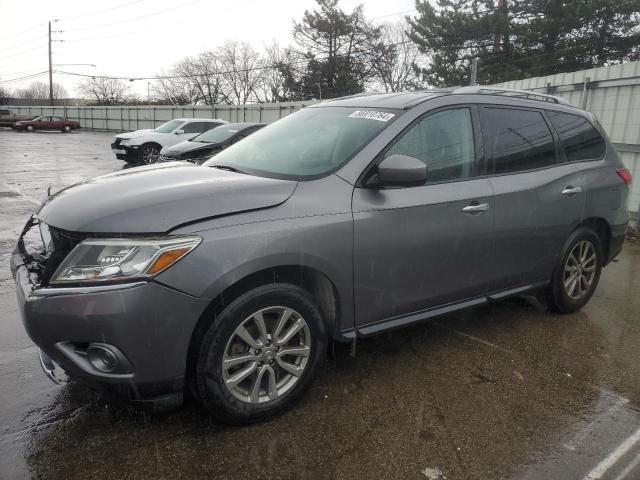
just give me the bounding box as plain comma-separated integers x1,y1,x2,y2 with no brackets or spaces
1,129,640,480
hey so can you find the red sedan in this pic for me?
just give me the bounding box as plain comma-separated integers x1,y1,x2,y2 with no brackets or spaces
13,115,81,133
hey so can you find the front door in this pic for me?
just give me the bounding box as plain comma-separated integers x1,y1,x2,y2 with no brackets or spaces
353,107,495,328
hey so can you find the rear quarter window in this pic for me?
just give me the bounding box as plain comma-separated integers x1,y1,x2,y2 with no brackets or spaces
547,111,606,161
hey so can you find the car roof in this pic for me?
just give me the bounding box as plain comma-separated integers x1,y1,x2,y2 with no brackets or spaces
174,118,228,123
315,87,581,112
220,122,266,129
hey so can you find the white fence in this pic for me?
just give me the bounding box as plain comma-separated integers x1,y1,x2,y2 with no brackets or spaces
493,60,640,219
6,101,318,131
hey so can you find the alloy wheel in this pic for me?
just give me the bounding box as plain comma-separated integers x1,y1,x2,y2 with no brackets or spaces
563,240,597,300
142,146,160,164
222,306,312,404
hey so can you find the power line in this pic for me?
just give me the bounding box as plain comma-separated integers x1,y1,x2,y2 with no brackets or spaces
0,35,48,53
60,0,147,21
0,71,49,84
0,22,46,42
49,40,413,82
61,0,203,32
0,43,47,61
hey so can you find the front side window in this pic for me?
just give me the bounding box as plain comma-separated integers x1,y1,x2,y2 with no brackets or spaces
154,120,183,133
547,111,606,161
483,108,557,174
384,108,476,183
204,107,397,178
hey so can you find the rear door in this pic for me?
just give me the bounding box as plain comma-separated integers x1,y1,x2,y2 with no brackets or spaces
480,106,585,292
353,106,495,327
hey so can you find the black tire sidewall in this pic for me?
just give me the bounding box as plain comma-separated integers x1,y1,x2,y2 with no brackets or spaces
195,284,326,424
550,228,602,313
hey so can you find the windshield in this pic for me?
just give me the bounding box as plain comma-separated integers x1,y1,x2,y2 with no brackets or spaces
154,120,183,133
203,107,397,177
192,125,240,143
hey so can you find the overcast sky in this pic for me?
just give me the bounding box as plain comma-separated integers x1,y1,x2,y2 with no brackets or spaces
0,0,417,98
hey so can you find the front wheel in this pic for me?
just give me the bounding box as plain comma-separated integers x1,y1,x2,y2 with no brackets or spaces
62,125,72,133
548,228,603,313
193,284,326,425
139,144,160,164
26,125,34,132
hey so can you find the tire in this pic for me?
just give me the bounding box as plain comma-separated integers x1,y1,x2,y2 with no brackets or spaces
193,284,326,425
26,125,34,132
139,143,160,164
548,227,603,313
62,125,72,133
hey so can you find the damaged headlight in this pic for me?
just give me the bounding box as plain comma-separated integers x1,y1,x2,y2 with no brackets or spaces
50,236,200,285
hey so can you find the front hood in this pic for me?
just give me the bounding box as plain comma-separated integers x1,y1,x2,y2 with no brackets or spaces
163,140,219,157
37,163,298,233
115,129,155,140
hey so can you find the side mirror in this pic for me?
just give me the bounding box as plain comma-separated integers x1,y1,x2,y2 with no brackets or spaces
376,154,427,186
174,129,185,135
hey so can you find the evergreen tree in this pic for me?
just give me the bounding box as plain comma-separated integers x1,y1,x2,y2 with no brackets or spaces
408,0,640,87
290,0,383,98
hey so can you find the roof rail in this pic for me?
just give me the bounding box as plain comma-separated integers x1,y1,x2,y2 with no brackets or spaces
453,86,571,106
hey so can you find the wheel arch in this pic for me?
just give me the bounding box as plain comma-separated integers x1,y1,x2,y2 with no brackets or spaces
576,217,612,263
185,264,342,387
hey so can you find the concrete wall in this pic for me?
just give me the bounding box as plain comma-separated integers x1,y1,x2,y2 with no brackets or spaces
492,61,640,218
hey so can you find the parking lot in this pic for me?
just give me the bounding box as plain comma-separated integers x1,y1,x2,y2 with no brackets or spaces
1,128,640,479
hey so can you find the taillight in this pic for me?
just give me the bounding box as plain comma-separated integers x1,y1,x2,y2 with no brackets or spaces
617,168,632,185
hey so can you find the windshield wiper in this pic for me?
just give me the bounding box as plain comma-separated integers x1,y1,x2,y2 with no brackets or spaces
212,164,251,175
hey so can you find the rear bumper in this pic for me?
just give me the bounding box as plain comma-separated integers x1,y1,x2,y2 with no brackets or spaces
11,248,211,401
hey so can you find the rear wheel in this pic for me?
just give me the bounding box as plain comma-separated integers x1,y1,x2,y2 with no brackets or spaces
548,228,602,313
193,284,326,425
62,125,72,133
139,143,160,164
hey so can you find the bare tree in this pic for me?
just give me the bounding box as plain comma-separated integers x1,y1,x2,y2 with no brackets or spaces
371,21,425,92
77,77,128,105
219,39,265,104
0,84,11,99
260,41,304,102
152,69,201,105
175,52,226,105
14,81,68,99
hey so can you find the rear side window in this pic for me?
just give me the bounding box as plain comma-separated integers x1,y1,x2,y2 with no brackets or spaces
385,108,476,182
547,111,606,161
482,108,557,174
183,122,210,133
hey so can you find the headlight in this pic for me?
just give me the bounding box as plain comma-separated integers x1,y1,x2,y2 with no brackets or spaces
120,139,136,146
50,236,200,285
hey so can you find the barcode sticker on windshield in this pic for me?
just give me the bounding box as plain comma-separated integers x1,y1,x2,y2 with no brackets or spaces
348,110,395,122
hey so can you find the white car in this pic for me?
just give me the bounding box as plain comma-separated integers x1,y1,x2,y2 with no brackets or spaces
111,118,227,164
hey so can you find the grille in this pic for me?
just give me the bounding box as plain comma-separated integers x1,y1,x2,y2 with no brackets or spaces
18,218,85,287
43,227,85,285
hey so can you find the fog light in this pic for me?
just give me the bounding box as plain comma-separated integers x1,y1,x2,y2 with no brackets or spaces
87,344,119,373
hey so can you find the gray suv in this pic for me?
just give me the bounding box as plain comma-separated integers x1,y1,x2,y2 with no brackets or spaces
11,87,632,424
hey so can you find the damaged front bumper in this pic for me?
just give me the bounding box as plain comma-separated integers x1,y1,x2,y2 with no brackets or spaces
11,217,210,405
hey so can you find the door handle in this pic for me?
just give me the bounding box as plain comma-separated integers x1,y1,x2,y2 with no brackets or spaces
561,186,582,196
462,202,490,214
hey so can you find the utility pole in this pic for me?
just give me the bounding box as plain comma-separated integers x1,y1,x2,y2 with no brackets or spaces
48,21,53,106
470,58,478,85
